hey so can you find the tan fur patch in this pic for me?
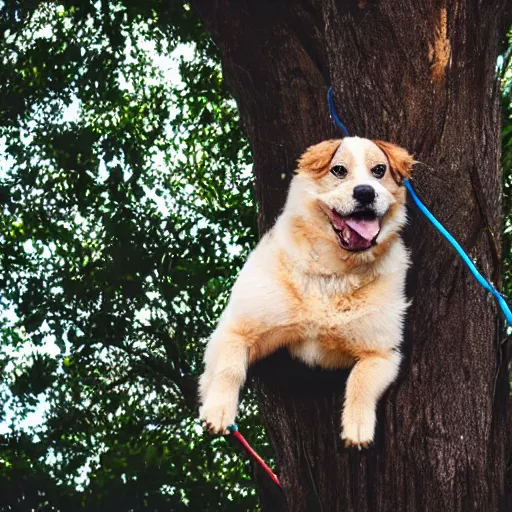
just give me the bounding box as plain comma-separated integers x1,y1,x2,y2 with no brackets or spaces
371,233,400,260
276,250,305,309
289,215,356,273
289,215,333,251
247,324,302,364
372,140,415,183
317,329,393,368
297,139,341,179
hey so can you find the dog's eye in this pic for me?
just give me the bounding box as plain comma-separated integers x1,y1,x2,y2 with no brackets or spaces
371,164,386,179
330,165,348,179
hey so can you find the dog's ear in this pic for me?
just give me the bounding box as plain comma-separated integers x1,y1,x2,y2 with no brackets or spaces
372,140,415,184
297,139,341,177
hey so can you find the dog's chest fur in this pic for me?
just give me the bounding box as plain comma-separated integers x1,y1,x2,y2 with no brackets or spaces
240,233,408,367
281,265,401,368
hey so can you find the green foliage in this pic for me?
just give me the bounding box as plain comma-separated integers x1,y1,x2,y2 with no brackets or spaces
0,1,265,510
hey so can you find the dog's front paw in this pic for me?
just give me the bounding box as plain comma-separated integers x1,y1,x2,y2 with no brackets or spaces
341,404,376,449
200,400,237,435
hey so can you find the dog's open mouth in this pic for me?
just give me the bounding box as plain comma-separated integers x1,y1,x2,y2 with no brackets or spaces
331,209,380,252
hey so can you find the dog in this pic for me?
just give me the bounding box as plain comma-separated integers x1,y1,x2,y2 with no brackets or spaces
199,136,414,448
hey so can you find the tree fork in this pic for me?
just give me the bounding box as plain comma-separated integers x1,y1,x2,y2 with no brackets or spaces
190,1,511,510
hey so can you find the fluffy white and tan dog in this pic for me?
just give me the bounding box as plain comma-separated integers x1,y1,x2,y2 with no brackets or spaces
199,136,414,448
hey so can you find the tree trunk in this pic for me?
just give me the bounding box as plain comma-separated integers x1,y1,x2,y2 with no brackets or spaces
190,1,511,510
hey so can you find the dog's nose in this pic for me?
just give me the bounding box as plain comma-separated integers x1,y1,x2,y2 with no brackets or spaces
353,185,376,204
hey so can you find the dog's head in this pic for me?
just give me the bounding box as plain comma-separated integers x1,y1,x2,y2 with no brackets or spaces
291,136,414,257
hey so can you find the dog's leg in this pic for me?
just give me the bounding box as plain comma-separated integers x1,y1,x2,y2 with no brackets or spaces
341,350,401,448
199,329,250,434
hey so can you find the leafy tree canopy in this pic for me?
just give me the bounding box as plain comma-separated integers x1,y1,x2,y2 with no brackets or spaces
0,1,265,510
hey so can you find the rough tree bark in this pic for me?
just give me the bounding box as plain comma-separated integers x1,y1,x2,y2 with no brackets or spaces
190,1,511,510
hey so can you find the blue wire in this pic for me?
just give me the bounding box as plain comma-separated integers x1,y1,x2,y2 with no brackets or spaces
327,87,350,137
404,179,512,325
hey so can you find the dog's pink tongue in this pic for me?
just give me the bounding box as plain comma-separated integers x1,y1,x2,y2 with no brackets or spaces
345,218,380,241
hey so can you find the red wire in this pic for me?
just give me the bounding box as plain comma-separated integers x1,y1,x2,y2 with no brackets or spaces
231,430,282,488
